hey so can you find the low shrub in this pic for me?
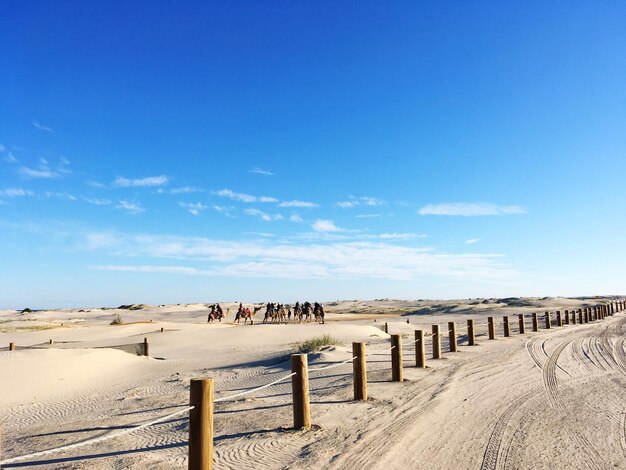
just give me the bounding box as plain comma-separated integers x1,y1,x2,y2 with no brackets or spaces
294,334,341,353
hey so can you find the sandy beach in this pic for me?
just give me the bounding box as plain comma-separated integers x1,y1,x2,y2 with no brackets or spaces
1,297,624,469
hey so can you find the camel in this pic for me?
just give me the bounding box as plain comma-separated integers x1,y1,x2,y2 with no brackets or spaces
236,305,263,325
313,303,325,324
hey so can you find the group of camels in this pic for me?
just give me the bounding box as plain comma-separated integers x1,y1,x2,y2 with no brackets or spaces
207,301,325,325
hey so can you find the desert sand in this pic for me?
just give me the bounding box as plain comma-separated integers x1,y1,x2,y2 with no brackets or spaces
0,297,624,469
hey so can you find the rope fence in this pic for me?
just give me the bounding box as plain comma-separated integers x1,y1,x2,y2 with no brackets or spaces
1,300,624,469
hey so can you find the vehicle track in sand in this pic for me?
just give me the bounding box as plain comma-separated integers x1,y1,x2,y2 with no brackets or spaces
542,339,571,410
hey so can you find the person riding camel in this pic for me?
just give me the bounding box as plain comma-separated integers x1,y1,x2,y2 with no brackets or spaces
216,304,224,321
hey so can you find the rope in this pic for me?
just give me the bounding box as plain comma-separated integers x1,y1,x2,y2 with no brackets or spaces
214,372,296,403
0,405,194,465
309,356,357,372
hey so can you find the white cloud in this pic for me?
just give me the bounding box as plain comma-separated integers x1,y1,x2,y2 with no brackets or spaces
0,188,34,197
418,203,526,216
250,167,275,176
45,191,77,201
377,233,417,240
169,186,203,194
311,219,345,232
85,232,119,249
244,208,283,222
3,152,17,164
86,180,106,188
179,202,208,216
213,188,277,203
112,175,169,187
356,214,382,218
19,157,70,179
213,205,236,218
84,198,112,206
86,232,517,282
465,238,481,244
33,122,54,132
20,166,58,178
289,214,304,223
279,200,319,208
117,200,144,214
336,196,385,208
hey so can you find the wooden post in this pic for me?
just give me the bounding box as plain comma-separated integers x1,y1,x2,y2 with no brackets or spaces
49,339,53,344
544,312,551,329
556,311,562,327
503,316,510,337
572,309,577,324
467,319,476,346
488,317,495,340
532,312,538,332
391,334,403,382
578,309,583,324
352,342,367,400
448,321,457,352
415,329,425,368
188,378,214,470
406,318,409,324
161,327,164,333
384,322,388,334
143,337,149,357
432,325,441,359
9,342,15,351
564,309,570,325
518,314,525,334
291,354,311,429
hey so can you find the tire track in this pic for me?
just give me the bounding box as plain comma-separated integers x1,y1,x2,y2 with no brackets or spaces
542,340,572,410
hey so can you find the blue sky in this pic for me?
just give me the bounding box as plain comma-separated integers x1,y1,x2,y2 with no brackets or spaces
1,1,625,308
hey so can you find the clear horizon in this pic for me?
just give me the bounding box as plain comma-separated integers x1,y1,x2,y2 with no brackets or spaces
1,2,625,309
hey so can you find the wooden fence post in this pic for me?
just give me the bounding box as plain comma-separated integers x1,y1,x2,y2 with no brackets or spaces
161,327,164,333
488,317,495,340
578,309,583,324
432,325,441,359
556,311,562,327
352,342,367,401
532,313,538,332
467,319,476,346
564,310,570,325
384,322,388,334
143,337,149,357
391,334,403,382
544,312,551,329
188,378,214,470
415,330,425,368
448,321,457,352
291,354,311,429
503,316,510,337
518,314,525,334
572,310,577,324
9,342,15,351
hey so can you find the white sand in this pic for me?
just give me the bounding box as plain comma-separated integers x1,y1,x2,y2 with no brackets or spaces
0,297,624,469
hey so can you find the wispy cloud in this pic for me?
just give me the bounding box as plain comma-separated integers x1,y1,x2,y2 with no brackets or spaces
0,145,17,163
244,208,283,221
213,205,236,218
377,233,419,240
311,219,345,232
84,197,112,206
86,232,517,282
418,203,526,216
117,200,144,214
169,186,203,194
19,157,70,179
86,180,106,188
289,214,304,223
355,214,382,219
278,200,318,208
112,175,169,188
179,202,208,216
0,188,34,197
33,122,54,133
250,167,275,176
465,238,481,244
45,191,76,201
336,196,385,208
213,188,277,203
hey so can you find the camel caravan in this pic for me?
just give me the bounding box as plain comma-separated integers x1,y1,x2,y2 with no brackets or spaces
207,301,325,325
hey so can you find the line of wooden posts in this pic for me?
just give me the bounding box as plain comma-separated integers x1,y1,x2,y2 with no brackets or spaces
186,301,623,469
